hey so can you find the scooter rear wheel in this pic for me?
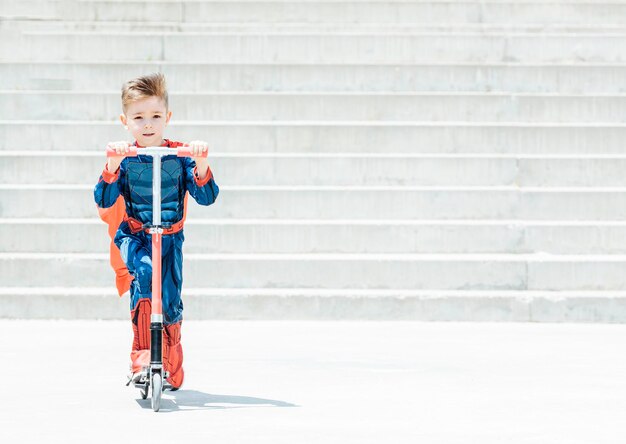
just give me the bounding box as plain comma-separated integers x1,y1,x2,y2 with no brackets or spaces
151,372,162,412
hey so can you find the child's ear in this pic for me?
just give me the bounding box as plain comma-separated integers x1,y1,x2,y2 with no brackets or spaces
120,113,128,128
166,110,172,125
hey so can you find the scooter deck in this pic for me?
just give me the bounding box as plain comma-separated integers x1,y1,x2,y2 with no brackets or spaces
128,370,171,390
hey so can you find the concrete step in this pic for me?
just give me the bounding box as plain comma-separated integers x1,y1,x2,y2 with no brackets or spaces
4,1,626,25
3,287,626,322
3,62,626,94
2,252,626,291
6,19,626,34
4,32,626,63
0,152,523,187
5,91,626,122
4,218,626,255
5,152,626,188
3,120,626,154
3,185,626,220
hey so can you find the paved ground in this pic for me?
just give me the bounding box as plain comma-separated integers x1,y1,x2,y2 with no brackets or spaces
1,320,626,443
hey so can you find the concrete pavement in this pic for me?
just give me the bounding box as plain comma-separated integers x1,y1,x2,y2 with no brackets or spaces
1,320,626,443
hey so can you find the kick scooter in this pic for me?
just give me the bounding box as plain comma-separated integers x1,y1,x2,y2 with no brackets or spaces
107,144,207,412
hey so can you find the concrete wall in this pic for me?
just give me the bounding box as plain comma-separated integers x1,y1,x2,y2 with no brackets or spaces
2,1,626,321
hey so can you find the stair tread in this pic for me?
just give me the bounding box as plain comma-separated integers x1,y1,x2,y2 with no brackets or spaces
4,286,626,297
4,252,626,261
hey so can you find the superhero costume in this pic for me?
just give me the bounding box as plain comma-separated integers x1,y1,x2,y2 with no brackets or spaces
94,139,219,388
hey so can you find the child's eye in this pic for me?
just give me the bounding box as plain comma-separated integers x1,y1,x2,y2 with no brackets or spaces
154,115,161,118
134,116,142,120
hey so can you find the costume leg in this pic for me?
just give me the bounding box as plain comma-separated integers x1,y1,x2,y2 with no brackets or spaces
128,249,153,374
130,292,151,373
115,224,153,374
163,322,184,388
161,232,185,388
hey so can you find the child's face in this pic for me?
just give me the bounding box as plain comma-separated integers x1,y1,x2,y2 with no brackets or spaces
120,96,172,147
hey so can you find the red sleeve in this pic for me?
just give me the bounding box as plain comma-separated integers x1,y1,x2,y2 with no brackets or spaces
193,164,213,186
101,163,120,184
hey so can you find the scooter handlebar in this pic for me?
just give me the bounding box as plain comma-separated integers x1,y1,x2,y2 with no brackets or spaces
176,145,209,158
106,145,208,158
106,146,138,157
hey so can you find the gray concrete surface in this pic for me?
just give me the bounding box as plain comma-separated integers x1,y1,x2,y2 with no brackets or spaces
1,320,626,443
5,2,626,325
5,62,626,94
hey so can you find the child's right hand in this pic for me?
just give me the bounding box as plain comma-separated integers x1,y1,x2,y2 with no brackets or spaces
106,141,131,173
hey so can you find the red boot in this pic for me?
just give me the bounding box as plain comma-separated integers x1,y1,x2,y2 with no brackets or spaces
130,298,151,376
163,322,184,389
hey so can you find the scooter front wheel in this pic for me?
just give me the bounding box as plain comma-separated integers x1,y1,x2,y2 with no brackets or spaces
151,372,162,412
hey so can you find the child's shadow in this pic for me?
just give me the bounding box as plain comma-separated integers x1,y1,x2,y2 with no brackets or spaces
136,389,298,413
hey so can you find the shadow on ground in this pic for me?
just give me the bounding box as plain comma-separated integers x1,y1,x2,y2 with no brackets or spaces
135,389,298,412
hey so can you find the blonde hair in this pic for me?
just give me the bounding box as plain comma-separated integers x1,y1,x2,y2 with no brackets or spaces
121,73,168,112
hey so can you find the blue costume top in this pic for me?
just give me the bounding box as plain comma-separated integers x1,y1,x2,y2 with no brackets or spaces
94,139,219,227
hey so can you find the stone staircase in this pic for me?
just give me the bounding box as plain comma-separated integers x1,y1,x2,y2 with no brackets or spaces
2,0,626,321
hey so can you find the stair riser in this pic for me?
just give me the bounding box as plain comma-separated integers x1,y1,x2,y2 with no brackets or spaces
1,256,526,289
4,155,521,186
5,1,626,25
2,292,626,322
2,188,626,219
4,34,626,63
7,20,626,34
5,93,626,122
3,123,626,154
4,155,626,187
4,63,625,94
3,255,626,290
4,222,626,255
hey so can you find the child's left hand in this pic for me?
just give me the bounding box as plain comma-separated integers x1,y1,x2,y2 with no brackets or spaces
187,140,210,179
187,140,209,160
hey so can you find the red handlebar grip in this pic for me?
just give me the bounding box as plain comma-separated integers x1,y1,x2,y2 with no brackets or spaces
105,145,207,157
106,147,138,157
177,145,208,158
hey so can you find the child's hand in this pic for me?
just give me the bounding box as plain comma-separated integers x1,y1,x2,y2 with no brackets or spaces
106,141,131,173
187,140,210,179
187,140,209,160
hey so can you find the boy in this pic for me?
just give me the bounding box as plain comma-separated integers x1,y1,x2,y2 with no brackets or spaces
94,73,219,390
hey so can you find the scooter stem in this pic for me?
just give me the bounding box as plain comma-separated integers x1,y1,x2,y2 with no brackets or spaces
151,153,163,323
147,151,164,367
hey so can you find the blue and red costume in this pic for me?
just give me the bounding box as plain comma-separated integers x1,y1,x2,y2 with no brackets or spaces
94,139,219,388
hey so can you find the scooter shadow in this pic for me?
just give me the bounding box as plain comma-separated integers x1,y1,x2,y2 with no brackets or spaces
136,389,298,413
